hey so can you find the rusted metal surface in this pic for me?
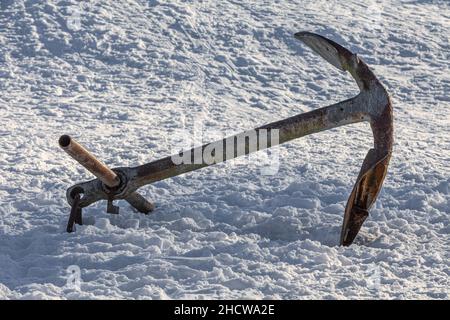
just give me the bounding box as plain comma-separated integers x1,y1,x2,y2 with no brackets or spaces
129,97,367,190
293,32,393,245
66,190,82,233
59,135,120,188
59,135,155,216
61,32,393,246
125,192,155,214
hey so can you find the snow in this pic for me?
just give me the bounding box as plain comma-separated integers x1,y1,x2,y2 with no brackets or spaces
0,0,449,299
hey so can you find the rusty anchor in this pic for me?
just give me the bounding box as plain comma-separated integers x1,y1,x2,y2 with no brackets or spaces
60,32,393,246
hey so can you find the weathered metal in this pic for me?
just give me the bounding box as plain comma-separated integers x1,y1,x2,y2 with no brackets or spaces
61,32,393,246
66,190,82,232
59,135,120,188
59,135,155,218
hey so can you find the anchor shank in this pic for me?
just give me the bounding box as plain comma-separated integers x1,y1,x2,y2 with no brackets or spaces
130,96,366,190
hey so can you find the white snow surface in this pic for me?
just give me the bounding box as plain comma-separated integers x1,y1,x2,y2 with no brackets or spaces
0,0,449,299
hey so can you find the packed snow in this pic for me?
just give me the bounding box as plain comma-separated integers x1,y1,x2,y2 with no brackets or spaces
0,0,449,299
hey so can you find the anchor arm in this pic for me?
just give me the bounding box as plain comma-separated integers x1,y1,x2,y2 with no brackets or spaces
295,32,393,245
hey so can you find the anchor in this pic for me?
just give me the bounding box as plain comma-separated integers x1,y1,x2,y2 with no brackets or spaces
60,32,393,246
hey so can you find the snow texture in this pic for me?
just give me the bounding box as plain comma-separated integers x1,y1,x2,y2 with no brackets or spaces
0,0,449,299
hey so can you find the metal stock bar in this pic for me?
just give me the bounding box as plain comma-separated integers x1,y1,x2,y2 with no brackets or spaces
59,135,154,214
59,135,120,187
